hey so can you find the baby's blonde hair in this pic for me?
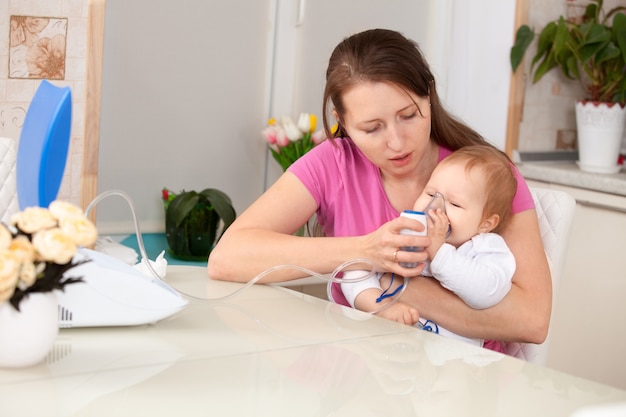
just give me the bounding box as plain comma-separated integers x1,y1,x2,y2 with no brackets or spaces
440,145,517,233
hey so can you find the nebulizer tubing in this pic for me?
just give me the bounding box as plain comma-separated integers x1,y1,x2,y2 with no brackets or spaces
84,190,408,314
86,190,157,277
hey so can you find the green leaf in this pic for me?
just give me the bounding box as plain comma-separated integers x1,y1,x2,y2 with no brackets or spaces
199,188,232,206
564,55,581,80
532,53,559,83
530,22,558,76
584,23,611,45
166,192,199,228
553,18,572,62
595,41,621,65
614,13,626,65
198,188,236,239
511,25,535,72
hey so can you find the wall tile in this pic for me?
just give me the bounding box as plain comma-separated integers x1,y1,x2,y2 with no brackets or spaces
0,0,89,206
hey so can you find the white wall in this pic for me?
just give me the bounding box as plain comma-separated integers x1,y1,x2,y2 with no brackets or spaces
96,0,272,233
444,0,516,150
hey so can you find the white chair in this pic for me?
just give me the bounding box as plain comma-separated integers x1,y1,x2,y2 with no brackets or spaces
504,186,576,365
0,137,20,223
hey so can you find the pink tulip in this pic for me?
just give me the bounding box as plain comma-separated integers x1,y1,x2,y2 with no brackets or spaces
261,126,277,145
275,126,290,147
311,129,326,144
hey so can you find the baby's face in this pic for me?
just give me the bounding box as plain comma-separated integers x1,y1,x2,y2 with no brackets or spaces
414,159,490,247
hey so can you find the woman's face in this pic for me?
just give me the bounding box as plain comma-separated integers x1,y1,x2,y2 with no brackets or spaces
341,81,432,177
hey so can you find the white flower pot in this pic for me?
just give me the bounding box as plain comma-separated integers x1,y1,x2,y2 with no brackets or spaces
575,101,626,174
0,292,58,368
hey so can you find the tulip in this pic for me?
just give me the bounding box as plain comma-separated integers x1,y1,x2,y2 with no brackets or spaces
261,126,278,145
262,113,322,171
282,116,302,142
297,113,310,133
311,129,325,144
274,125,290,147
308,114,317,133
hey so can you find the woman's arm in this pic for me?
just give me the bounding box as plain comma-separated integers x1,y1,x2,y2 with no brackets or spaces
208,173,350,282
397,209,552,343
208,172,429,284
209,172,431,284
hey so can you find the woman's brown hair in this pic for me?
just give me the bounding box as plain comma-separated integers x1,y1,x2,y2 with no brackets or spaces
322,28,488,151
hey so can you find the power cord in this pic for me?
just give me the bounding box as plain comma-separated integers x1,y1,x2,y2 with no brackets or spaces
85,190,408,315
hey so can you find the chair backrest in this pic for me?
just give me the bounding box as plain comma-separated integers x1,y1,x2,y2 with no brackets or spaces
0,137,20,223
504,186,576,364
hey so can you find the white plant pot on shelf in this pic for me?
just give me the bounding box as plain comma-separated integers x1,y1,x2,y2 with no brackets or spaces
575,100,626,174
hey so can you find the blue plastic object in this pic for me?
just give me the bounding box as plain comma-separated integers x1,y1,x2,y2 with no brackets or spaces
16,80,72,209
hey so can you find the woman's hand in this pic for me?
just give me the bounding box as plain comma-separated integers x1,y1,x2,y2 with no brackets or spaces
362,215,430,277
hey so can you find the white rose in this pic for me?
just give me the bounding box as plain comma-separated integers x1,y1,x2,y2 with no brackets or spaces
8,235,35,264
58,216,98,247
0,224,12,251
49,200,85,221
18,261,38,288
32,228,77,265
0,251,20,303
0,287,13,304
11,207,57,234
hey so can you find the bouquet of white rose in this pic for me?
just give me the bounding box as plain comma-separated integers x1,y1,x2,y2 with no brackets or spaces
0,201,98,311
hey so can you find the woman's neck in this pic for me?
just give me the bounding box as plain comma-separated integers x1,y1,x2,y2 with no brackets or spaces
381,143,439,212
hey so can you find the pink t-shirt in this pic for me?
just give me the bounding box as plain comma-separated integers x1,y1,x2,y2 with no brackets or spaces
289,138,534,305
290,138,533,237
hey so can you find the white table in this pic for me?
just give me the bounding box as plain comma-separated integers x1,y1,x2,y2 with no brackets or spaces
1,266,625,417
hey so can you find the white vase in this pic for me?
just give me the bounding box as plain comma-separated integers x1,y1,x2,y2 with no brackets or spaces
575,101,626,174
0,292,59,368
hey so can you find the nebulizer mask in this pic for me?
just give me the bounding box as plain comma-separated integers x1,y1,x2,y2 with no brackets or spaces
398,192,450,268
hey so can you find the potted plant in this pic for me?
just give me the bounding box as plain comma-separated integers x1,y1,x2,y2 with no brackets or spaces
510,0,626,173
162,188,236,260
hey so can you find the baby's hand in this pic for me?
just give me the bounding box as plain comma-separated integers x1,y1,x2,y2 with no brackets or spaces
425,208,448,259
377,301,419,325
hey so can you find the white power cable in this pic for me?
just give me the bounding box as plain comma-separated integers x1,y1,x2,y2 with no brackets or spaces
85,190,408,314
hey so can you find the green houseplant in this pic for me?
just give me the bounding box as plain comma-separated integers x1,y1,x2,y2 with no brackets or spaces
162,188,236,260
510,0,626,173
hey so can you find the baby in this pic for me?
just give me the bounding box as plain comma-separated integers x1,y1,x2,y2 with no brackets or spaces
341,145,518,346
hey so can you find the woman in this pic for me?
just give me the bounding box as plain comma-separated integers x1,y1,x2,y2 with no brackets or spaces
208,29,551,346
